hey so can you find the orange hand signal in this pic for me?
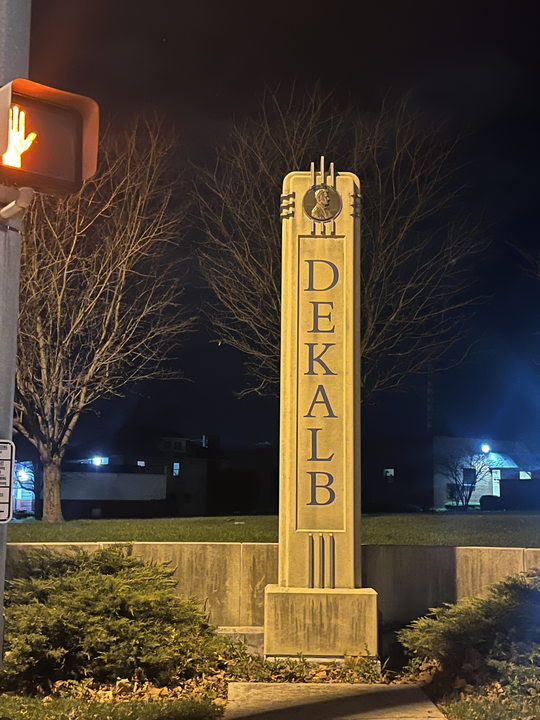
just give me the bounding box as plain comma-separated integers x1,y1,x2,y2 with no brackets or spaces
2,106,37,168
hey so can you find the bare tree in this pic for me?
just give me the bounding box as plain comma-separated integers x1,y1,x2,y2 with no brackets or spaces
516,248,540,290
436,442,491,509
194,90,487,398
14,121,194,523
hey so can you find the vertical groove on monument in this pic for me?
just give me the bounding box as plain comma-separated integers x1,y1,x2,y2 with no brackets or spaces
264,157,378,659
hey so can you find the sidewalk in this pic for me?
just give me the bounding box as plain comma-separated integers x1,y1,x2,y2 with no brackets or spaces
224,682,446,719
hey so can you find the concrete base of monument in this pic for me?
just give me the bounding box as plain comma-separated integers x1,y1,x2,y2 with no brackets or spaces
216,626,264,655
263,585,378,659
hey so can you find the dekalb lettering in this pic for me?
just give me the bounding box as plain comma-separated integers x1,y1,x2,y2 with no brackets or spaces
303,256,340,507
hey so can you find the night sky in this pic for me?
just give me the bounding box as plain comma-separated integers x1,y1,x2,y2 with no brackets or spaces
25,0,540,452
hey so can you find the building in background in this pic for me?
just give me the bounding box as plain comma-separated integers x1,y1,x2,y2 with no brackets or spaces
24,431,278,520
433,436,540,510
362,435,540,512
12,461,35,514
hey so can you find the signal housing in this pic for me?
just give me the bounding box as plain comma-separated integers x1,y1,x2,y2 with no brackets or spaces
0,78,98,195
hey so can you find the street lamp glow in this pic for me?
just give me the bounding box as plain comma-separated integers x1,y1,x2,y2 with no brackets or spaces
481,444,491,453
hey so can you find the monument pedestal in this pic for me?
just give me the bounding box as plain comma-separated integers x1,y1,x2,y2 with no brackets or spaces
268,158,377,660
264,585,378,659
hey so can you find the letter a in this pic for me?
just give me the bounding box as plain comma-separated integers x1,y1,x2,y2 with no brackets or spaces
304,385,337,418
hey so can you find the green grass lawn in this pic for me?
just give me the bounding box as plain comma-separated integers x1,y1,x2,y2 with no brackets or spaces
7,515,279,544
362,511,540,547
8,511,540,546
438,692,540,719
0,695,217,719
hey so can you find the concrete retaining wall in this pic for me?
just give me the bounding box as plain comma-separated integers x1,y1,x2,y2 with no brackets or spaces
6,541,277,627
362,545,526,626
7,542,538,627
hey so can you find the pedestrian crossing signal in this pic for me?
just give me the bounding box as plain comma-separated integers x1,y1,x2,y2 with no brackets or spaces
0,79,98,195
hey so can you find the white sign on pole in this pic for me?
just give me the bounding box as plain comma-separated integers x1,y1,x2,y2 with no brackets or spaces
0,440,14,523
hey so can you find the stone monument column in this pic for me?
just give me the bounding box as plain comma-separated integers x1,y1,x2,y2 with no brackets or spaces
264,158,378,659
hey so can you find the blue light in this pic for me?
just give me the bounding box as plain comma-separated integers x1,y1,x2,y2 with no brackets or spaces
481,444,491,454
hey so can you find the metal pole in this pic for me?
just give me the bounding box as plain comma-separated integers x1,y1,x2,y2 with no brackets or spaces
0,0,31,85
0,0,32,659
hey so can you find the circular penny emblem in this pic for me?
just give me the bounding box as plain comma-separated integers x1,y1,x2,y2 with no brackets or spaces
303,184,342,223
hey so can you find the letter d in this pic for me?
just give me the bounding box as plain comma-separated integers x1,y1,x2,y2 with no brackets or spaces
305,260,339,292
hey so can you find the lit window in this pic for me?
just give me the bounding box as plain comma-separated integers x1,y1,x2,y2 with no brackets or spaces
173,462,180,477
137,461,145,467
520,471,532,481
383,468,394,483
491,469,501,497
463,468,477,487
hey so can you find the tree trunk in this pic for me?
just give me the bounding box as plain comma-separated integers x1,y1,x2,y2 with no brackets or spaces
42,457,64,523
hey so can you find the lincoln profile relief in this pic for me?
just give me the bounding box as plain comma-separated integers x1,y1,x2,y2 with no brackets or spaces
311,187,333,220
303,183,341,223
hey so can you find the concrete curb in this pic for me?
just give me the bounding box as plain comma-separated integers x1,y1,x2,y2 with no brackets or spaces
224,682,446,719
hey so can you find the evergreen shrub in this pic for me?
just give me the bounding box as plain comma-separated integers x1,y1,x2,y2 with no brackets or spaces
0,544,230,692
397,569,540,693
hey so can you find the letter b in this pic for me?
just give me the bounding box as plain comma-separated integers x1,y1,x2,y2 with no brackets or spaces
307,472,336,505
